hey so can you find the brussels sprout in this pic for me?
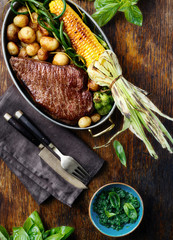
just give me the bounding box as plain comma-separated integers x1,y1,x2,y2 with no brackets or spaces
93,91,114,115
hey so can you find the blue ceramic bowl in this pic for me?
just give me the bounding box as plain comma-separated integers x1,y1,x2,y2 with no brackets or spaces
89,183,144,237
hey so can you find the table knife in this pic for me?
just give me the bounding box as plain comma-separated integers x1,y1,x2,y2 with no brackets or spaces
14,110,90,176
4,113,87,189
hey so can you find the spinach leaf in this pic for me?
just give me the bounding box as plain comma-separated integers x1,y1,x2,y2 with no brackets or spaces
104,208,116,218
25,211,44,233
92,3,120,27
0,226,10,240
109,192,120,208
113,140,127,167
13,227,30,240
124,5,143,26
123,203,138,220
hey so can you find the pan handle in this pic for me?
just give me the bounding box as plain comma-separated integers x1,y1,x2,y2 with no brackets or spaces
88,118,115,137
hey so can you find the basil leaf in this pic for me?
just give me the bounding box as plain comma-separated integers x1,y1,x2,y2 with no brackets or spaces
43,227,74,240
118,1,132,12
25,211,44,233
28,224,43,240
94,0,120,10
123,203,138,220
104,208,116,218
109,192,120,208
92,3,120,27
0,232,8,240
23,218,35,233
113,140,127,167
124,5,143,26
0,226,10,240
44,233,64,240
13,227,30,240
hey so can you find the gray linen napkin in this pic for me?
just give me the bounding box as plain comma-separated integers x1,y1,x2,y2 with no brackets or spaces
0,85,104,206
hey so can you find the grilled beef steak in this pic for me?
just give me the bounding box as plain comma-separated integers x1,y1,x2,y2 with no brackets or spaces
10,57,93,124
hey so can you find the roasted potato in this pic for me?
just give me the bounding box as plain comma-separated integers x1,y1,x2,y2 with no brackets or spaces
32,55,39,60
78,116,91,128
88,79,100,91
91,113,101,123
18,26,36,44
38,48,49,61
26,42,40,56
52,52,69,66
17,6,28,13
18,47,28,58
20,41,28,47
7,23,20,42
7,42,19,55
36,30,43,43
29,12,38,31
13,15,29,28
38,24,50,36
40,36,59,51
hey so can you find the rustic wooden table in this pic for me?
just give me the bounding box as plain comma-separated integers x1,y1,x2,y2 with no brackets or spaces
0,0,173,239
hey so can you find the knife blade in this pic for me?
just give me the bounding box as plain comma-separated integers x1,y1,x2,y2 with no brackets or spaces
39,147,87,189
4,113,87,189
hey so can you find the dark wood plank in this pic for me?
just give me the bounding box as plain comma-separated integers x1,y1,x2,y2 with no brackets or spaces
0,0,173,239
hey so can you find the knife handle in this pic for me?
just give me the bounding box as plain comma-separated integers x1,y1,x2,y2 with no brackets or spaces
15,110,50,146
4,113,42,148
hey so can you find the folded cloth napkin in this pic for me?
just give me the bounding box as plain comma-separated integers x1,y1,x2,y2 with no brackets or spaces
0,85,104,206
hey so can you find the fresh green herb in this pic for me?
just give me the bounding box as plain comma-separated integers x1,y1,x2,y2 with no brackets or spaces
93,187,140,230
123,203,138,220
92,0,143,27
0,226,10,240
113,140,127,167
104,208,117,218
109,192,120,208
0,211,74,240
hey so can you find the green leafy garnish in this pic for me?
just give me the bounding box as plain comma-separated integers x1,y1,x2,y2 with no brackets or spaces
109,192,120,208
123,203,138,220
0,211,74,240
93,187,140,230
104,208,117,218
92,0,143,27
0,226,10,240
113,140,127,167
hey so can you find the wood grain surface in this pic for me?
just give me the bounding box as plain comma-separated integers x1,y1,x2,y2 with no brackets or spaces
0,0,173,239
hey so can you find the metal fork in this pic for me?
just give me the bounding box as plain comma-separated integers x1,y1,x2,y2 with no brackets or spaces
49,143,90,182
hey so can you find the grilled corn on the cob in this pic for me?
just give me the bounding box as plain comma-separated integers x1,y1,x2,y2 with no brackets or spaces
49,0,105,67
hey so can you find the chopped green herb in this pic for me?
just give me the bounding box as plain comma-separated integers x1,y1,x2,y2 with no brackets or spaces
93,187,140,230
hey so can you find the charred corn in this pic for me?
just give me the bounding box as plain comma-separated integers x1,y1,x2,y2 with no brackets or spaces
49,0,105,67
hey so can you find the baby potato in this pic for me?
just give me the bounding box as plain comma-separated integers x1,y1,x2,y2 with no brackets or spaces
7,23,20,42
40,37,59,51
18,47,28,58
38,24,49,36
17,6,28,13
52,52,69,66
78,116,92,128
7,42,19,55
88,79,100,91
36,30,43,43
13,15,29,28
18,26,36,44
38,48,49,61
29,12,38,31
91,113,101,123
20,41,28,47
32,55,39,60
26,42,40,56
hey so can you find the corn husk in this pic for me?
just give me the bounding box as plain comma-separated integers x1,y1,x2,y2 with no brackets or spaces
88,50,173,159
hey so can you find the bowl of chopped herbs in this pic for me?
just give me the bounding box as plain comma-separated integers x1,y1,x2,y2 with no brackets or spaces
89,183,144,237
